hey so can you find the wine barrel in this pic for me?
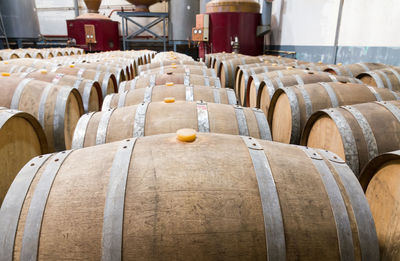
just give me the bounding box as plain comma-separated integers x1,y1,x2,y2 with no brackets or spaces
73,101,271,148
269,82,400,144
139,65,217,78
70,63,127,85
213,53,245,72
53,66,118,98
0,63,36,74
152,51,194,63
206,52,241,69
0,75,84,152
102,84,237,111
0,132,379,260
1,58,53,70
324,63,388,77
359,150,400,260
251,72,362,115
0,50,19,60
0,108,48,205
24,49,44,59
119,73,222,93
235,63,290,99
295,62,329,72
243,68,307,107
358,67,400,91
138,60,205,74
301,100,400,175
13,50,31,59
220,57,267,88
16,70,102,113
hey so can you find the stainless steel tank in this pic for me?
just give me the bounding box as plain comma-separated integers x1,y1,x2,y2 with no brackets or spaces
168,0,199,41
0,0,40,39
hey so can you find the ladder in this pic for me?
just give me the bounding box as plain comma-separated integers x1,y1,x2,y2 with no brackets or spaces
0,10,9,49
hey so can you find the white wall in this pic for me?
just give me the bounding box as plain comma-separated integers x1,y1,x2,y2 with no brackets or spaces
339,0,400,47
35,0,168,36
270,0,400,47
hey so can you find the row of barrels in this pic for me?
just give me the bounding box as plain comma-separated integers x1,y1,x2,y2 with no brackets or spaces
1,51,399,260
0,47,84,60
207,52,400,260
0,51,382,260
0,49,157,84
0,49,156,209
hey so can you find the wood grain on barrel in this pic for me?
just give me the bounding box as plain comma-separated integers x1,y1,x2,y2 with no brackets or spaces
0,133,379,260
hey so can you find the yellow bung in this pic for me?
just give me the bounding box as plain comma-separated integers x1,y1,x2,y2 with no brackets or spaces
176,128,197,142
1,72,10,77
164,97,175,103
69,64,75,68
166,82,174,86
40,70,48,74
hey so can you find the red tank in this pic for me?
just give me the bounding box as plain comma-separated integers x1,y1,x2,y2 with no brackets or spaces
67,14,120,52
198,0,263,58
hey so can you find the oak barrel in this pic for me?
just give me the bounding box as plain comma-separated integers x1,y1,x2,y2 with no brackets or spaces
73,101,271,148
53,66,118,98
249,72,359,115
138,60,206,74
243,68,307,107
301,100,400,175
16,70,102,113
0,132,378,260
324,63,388,77
139,65,217,78
119,73,222,93
358,67,400,92
0,76,84,151
359,150,400,260
220,57,267,88
0,108,48,205
102,84,237,111
269,82,400,144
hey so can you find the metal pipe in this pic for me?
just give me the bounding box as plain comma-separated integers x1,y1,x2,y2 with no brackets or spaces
333,0,344,64
73,0,80,17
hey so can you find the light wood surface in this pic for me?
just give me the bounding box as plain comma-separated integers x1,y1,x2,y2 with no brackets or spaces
0,109,47,205
269,82,399,144
0,76,84,151
15,71,102,112
358,68,400,92
302,100,400,175
1,133,378,260
74,101,269,148
359,153,400,261
103,84,236,110
125,73,221,90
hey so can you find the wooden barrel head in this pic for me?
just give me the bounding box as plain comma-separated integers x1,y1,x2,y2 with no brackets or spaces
304,114,346,160
64,91,84,150
0,110,47,204
360,153,400,260
248,81,258,108
359,74,377,87
270,92,293,143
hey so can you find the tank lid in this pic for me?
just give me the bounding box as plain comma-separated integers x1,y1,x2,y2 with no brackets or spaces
76,13,111,20
124,0,165,11
206,0,260,13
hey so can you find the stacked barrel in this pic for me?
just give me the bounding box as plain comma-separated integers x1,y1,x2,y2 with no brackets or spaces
208,52,400,260
0,48,155,211
0,50,393,260
0,47,84,60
